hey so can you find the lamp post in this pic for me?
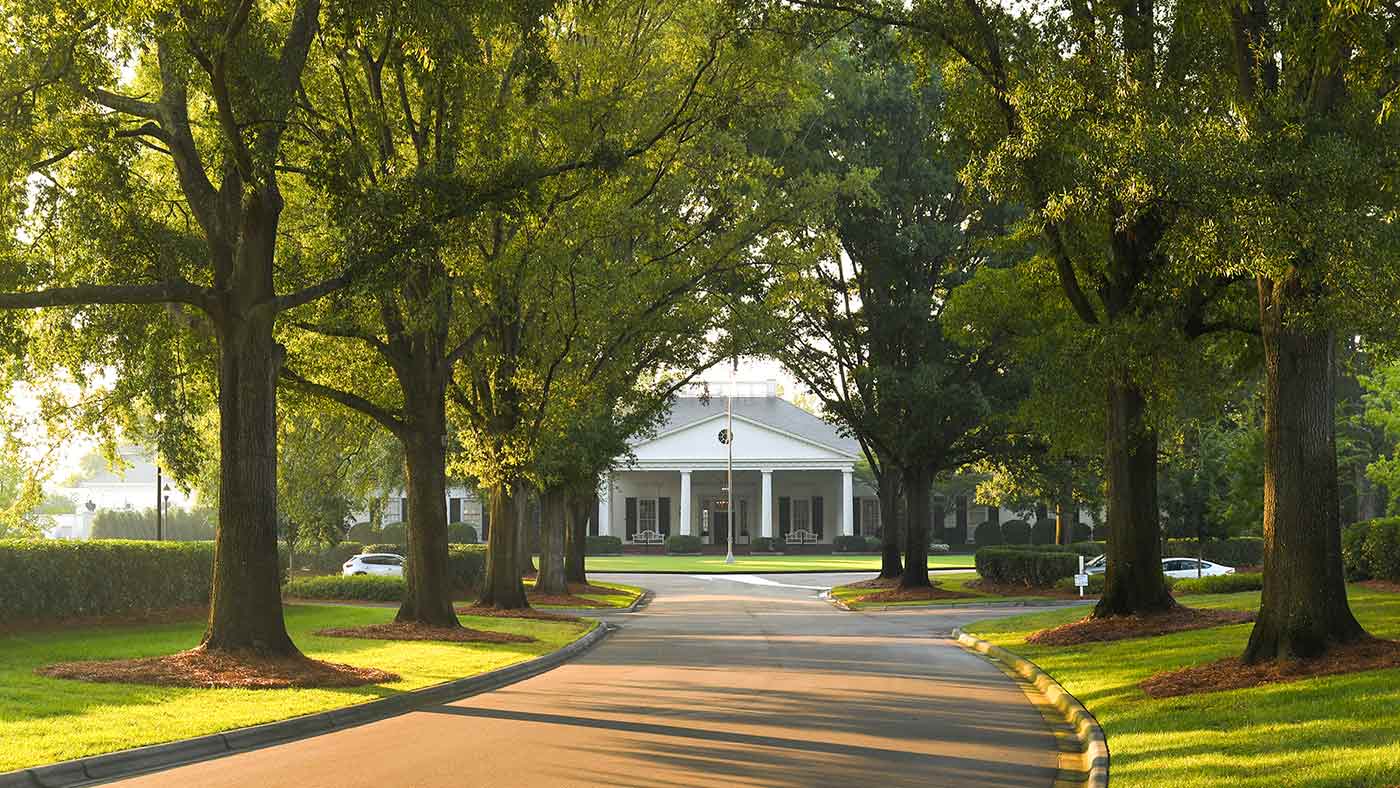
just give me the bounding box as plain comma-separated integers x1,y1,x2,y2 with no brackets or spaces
162,485,170,541
724,358,736,565
155,466,163,541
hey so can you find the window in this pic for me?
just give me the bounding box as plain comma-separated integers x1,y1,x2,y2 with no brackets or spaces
638,498,659,534
861,498,881,537
449,497,462,523
792,498,810,532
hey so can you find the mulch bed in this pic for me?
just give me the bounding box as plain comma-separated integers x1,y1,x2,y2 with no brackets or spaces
455,605,582,622
1360,580,1400,594
315,622,535,644
843,576,901,590
568,583,634,597
1027,607,1256,646
1141,637,1400,698
856,585,978,604
36,646,397,689
964,580,1083,599
526,593,608,607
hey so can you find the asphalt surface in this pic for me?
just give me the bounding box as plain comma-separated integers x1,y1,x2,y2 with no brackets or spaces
108,571,1068,788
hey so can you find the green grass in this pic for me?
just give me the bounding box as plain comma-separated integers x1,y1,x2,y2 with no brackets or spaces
966,587,1400,787
830,572,1077,608
0,605,593,773
523,579,644,609
582,553,973,573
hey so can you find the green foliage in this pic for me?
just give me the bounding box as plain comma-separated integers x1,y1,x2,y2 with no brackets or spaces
586,536,623,555
361,543,406,556
1000,519,1031,545
301,542,365,574
1031,519,1055,544
973,521,1003,547
751,536,782,553
90,508,215,541
1342,519,1400,583
283,575,404,602
0,540,213,621
1173,573,1263,595
1054,573,1105,595
833,535,871,553
1163,538,1264,569
447,545,488,592
448,523,479,544
975,547,1079,587
665,535,702,554
378,522,408,545
346,523,378,542
1070,541,1106,557
0,447,46,538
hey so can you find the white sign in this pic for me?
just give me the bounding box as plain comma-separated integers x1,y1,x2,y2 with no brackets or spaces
1074,573,1089,588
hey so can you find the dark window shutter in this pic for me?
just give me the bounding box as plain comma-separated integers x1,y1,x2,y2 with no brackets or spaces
778,497,791,536
812,496,824,538
625,497,638,540
852,497,862,534
400,497,409,522
449,497,462,524
658,498,671,536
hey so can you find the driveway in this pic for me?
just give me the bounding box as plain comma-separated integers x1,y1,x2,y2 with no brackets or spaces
109,572,1070,788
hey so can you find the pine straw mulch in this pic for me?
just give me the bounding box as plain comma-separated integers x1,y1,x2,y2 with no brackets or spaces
842,576,901,590
1141,637,1400,698
36,646,397,689
1360,580,1400,594
855,584,978,604
1026,606,1256,647
314,622,535,644
964,580,1084,599
454,605,583,623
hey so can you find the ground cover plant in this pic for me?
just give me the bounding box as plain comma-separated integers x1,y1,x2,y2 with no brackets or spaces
0,605,592,773
966,588,1400,787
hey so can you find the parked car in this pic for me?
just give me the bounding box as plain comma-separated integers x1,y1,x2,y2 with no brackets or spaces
1083,555,1234,578
343,553,405,577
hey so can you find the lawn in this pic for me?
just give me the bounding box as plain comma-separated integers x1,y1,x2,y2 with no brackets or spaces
523,579,645,608
583,552,974,573
966,587,1400,787
830,571,1084,608
0,605,593,773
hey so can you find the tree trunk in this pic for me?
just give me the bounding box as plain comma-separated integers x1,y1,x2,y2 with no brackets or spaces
395,402,458,627
899,466,932,589
878,471,903,579
1243,278,1366,662
202,307,297,655
1093,375,1176,617
565,491,591,585
517,489,537,577
1056,475,1075,545
535,487,569,595
479,482,529,609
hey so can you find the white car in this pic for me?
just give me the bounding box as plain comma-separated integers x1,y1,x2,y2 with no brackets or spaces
1084,555,1234,578
342,553,405,577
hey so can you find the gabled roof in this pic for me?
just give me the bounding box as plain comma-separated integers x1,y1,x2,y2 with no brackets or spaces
636,396,860,456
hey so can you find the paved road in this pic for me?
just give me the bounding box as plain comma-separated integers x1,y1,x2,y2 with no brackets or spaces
111,572,1070,788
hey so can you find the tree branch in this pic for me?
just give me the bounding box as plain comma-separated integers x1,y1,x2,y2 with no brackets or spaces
0,280,211,311
279,366,405,436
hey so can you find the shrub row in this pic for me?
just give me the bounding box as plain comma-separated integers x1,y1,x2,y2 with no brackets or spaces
975,546,1080,587
833,535,873,553
586,535,623,555
0,539,215,621
1054,573,1106,595
1343,518,1400,582
975,519,1093,547
666,535,702,554
91,508,217,541
296,541,364,573
284,574,404,601
1172,572,1262,595
751,536,781,552
1164,537,1264,568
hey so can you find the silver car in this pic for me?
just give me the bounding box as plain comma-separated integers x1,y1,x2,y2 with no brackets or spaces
342,553,405,577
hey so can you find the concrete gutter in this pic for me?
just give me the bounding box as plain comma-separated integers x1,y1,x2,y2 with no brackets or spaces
952,628,1109,787
0,623,610,788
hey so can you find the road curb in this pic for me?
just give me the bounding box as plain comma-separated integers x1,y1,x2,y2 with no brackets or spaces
0,622,610,788
952,628,1109,787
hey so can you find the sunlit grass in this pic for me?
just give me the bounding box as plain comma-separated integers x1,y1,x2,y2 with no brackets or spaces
0,605,593,773
522,578,644,608
967,587,1400,787
830,571,1076,608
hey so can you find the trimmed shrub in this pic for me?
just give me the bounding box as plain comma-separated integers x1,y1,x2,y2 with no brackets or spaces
1173,572,1262,595
447,544,487,591
379,522,407,544
973,521,1003,547
1343,521,1373,581
1029,543,1075,553
284,575,404,601
1001,519,1031,545
1074,523,1093,542
447,523,479,544
1362,519,1400,582
1070,541,1106,557
751,536,782,553
975,546,1079,587
1054,573,1106,595
1031,519,1055,545
305,541,364,573
362,543,406,556
346,522,378,542
1164,538,1264,568
929,542,951,554
866,536,883,551
666,535,702,554
91,508,216,541
0,539,214,621
833,534,870,553
586,535,623,555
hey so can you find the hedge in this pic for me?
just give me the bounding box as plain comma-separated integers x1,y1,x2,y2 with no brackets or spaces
447,523,479,544
751,536,782,552
833,534,870,553
0,539,214,621
1343,518,1400,582
302,541,365,573
1173,572,1262,595
929,542,951,554
378,522,407,544
1031,519,1055,545
447,544,487,591
1070,541,1106,557
1164,538,1264,568
91,508,216,541
975,546,1079,587
362,543,406,556
666,535,702,554
587,535,623,555
283,575,404,601
1001,519,1031,545
973,521,1003,547
1054,573,1106,595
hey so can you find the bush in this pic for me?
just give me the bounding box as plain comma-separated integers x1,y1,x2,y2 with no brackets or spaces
1031,519,1055,545
1074,523,1093,542
304,541,364,573
666,535,702,554
379,522,407,544
1164,538,1265,568
975,546,1079,587
867,536,883,551
0,539,215,621
1362,519,1400,583
973,521,1003,547
1343,521,1373,581
586,535,623,555
1001,519,1031,545
346,522,378,542
1054,573,1106,595
833,534,870,553
929,542,951,554
751,536,782,553
447,544,487,591
91,508,216,541
1173,572,1263,595
447,523,479,544
1070,541,1106,557
362,543,406,556
283,575,404,601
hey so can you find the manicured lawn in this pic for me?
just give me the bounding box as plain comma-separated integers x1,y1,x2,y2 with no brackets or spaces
967,587,1400,787
583,553,973,573
0,605,593,773
830,571,1083,608
523,579,645,608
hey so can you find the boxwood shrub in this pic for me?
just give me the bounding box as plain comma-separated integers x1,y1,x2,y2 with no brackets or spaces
303,541,364,573
833,534,870,553
666,535,702,554
1070,541,1106,557
447,523,479,544
362,543,406,556
973,521,1003,546
1031,519,1055,545
975,546,1079,587
1054,573,1106,595
1343,518,1400,582
1164,537,1264,568
1001,519,1032,545
447,544,487,591
586,535,623,555
284,575,404,601
0,539,215,621
751,536,782,553
1173,572,1262,595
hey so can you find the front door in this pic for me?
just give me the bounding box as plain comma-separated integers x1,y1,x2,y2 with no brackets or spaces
705,498,748,545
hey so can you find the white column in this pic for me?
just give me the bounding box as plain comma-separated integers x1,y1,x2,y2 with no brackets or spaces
679,470,692,536
841,469,854,536
761,469,774,538
598,473,612,536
